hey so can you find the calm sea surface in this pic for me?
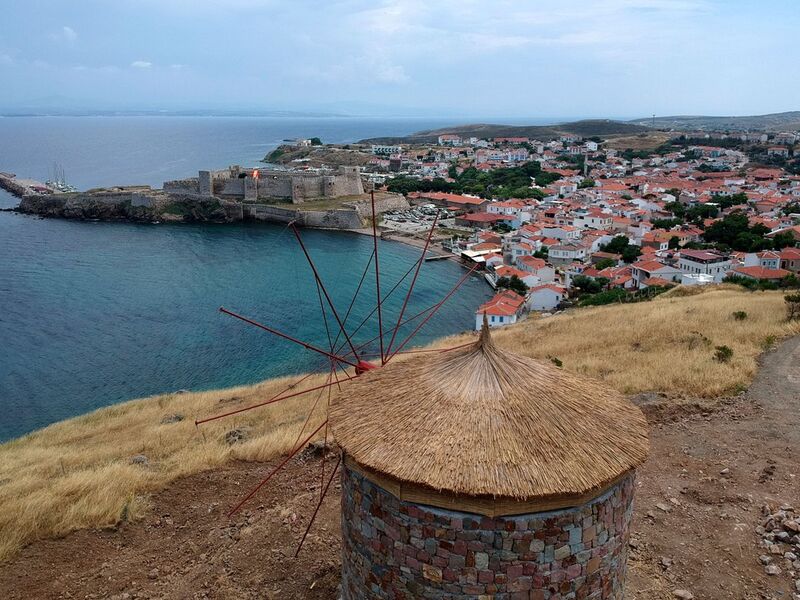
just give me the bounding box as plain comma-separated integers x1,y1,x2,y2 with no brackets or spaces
0,117,495,441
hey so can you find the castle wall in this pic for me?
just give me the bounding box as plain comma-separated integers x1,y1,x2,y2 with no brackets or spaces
178,166,363,203
341,463,635,599
163,179,200,196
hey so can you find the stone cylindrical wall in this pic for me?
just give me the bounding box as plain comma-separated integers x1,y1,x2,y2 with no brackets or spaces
341,463,635,599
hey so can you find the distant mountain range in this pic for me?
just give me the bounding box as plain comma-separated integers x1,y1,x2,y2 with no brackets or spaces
629,111,800,132
359,119,649,144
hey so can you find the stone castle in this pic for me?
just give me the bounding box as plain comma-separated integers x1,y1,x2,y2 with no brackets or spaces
163,165,364,204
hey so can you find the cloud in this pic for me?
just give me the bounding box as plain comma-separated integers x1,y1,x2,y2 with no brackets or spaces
51,26,78,44
0,53,14,66
131,60,153,69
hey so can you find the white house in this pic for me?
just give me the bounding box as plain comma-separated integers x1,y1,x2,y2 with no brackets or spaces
494,265,540,289
630,260,683,288
475,290,526,330
540,225,581,241
527,284,566,311
548,243,588,266
678,250,732,282
515,255,556,283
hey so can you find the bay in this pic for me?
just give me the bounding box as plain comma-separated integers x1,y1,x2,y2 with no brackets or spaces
0,117,493,441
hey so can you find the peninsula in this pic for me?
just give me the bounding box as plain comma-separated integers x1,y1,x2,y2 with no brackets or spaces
2,165,408,229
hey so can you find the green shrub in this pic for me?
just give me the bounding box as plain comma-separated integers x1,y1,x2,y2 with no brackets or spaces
714,345,734,363
731,310,748,321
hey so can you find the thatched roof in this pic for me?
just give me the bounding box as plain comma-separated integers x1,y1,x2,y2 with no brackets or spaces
329,323,649,501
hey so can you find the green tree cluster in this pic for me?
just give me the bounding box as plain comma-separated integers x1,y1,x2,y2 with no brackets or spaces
711,192,749,210
496,275,529,296
571,275,608,295
600,235,642,263
386,161,560,200
703,211,795,252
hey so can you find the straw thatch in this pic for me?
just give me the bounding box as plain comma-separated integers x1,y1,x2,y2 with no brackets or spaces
329,322,649,500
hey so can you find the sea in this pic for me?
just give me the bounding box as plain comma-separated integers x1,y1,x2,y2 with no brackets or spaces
0,116,503,442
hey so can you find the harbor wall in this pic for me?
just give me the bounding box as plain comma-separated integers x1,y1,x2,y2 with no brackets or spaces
16,190,407,228
243,194,409,228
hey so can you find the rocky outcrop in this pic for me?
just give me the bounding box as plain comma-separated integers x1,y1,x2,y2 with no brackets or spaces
17,193,237,224
16,190,408,229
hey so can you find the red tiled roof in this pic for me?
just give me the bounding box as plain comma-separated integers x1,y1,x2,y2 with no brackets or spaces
476,290,525,317
731,266,791,280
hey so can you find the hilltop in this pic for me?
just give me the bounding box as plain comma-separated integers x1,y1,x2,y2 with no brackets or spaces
629,110,800,132
1,286,799,598
359,119,649,144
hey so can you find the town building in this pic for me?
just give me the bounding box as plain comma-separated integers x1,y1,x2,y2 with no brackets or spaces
678,249,732,282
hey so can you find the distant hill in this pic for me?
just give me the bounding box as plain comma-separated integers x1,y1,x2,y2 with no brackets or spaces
629,111,800,132
359,119,649,144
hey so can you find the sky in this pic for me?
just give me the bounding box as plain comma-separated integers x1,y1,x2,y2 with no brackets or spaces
0,0,798,119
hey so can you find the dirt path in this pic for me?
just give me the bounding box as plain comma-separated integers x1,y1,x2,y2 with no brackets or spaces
1,338,799,599
627,336,800,599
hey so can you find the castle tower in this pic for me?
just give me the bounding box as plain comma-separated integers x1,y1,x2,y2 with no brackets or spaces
330,324,649,599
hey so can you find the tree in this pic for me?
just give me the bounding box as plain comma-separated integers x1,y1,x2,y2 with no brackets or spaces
651,217,682,230
621,245,643,263
496,275,528,296
771,231,798,250
595,258,616,270
599,235,642,263
578,178,595,189
309,137,323,146
782,202,800,216
665,200,686,219
702,210,786,252
685,204,719,224
712,192,748,210
533,247,549,259
571,275,607,295
668,236,681,250
600,235,633,254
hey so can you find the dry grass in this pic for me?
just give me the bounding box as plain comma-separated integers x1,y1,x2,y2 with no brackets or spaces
0,373,330,562
486,285,800,397
0,285,797,560
603,131,673,151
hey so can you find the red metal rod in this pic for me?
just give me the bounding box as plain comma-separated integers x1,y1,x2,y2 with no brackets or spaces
340,303,437,359
331,248,374,352
371,191,385,363
228,420,327,517
384,210,440,362
288,366,333,452
314,278,334,353
195,375,351,425
219,307,357,368
290,224,360,360
332,257,420,357
387,264,479,361
294,453,342,557
194,369,315,426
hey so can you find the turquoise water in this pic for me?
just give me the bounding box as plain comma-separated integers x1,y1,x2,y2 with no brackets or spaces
0,117,492,441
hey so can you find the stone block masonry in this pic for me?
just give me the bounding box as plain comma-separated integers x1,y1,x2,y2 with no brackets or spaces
341,464,635,599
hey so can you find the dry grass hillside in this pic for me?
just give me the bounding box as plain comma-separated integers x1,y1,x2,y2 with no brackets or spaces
1,285,798,563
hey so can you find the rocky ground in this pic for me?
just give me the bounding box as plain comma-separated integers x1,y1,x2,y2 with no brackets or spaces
1,337,799,599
